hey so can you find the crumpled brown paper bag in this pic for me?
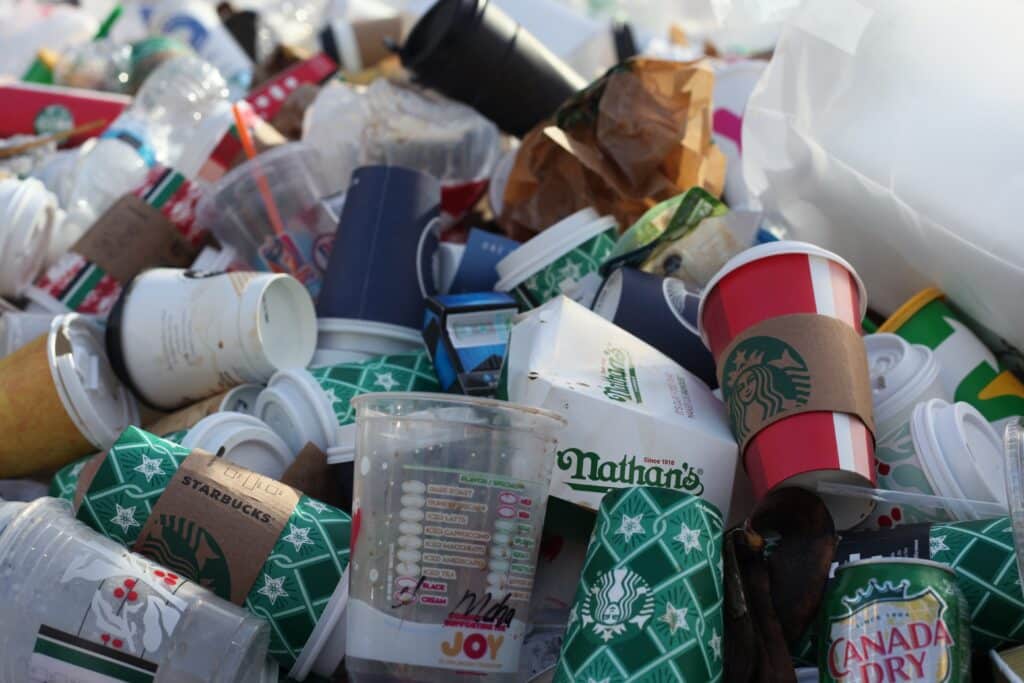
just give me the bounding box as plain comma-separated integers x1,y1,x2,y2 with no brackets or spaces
499,58,726,241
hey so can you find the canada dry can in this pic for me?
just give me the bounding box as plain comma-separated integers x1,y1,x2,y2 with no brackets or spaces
819,557,970,682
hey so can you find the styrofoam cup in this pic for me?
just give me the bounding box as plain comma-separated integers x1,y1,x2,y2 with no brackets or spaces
181,412,295,479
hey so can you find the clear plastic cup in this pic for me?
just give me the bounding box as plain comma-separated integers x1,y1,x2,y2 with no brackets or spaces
346,392,565,683
0,497,274,682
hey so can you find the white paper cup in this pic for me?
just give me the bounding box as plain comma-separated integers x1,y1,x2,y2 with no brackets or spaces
311,317,423,368
0,177,58,299
181,412,295,479
255,368,338,453
866,333,949,439
0,312,58,358
494,207,617,308
108,269,317,410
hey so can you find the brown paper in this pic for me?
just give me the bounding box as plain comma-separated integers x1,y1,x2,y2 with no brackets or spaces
134,451,299,604
716,314,875,452
499,58,726,241
280,442,345,509
144,392,229,437
73,195,198,283
352,17,402,69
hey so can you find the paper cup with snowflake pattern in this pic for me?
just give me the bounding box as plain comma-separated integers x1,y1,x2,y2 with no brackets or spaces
495,208,618,309
554,486,724,682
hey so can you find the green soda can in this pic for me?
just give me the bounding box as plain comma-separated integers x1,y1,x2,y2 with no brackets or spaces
820,558,970,682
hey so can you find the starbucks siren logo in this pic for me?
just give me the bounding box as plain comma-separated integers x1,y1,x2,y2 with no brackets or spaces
722,336,811,441
580,567,655,643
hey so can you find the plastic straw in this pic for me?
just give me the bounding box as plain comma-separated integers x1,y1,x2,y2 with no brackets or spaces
231,103,288,240
816,480,1008,520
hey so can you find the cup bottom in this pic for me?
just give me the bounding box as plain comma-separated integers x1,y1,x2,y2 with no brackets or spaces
779,469,876,531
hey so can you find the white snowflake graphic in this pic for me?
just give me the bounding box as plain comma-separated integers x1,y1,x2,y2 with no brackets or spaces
615,514,646,542
930,535,949,555
659,602,689,636
556,261,583,285
709,629,722,659
281,524,314,552
373,372,400,391
306,500,328,514
133,455,165,483
110,504,141,534
322,388,340,405
256,575,289,605
673,523,702,554
70,460,87,478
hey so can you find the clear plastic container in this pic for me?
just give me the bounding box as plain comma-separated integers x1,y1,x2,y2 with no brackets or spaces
1006,419,1024,584
0,497,275,682
346,392,565,683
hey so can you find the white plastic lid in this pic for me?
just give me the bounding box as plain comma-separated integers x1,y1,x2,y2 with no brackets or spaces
255,369,338,453
317,317,424,351
591,267,624,321
219,383,264,415
494,208,617,291
181,412,295,479
0,177,57,299
698,240,868,346
48,314,140,448
911,399,1007,518
865,334,939,427
289,565,349,680
325,426,357,465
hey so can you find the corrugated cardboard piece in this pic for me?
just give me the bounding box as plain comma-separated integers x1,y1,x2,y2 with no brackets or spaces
717,313,875,451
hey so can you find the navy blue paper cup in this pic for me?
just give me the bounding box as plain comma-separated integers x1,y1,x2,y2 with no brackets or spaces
317,165,441,330
592,267,718,388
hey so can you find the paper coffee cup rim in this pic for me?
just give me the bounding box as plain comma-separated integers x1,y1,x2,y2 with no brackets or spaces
238,274,317,378
181,412,294,475
866,334,940,427
494,208,617,291
288,565,349,680
48,314,139,448
317,317,424,348
911,399,1004,514
258,369,338,451
698,240,868,347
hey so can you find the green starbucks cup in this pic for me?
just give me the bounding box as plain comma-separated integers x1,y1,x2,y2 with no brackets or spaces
554,486,724,682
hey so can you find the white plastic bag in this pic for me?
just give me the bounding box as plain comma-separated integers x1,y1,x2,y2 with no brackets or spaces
744,0,1024,351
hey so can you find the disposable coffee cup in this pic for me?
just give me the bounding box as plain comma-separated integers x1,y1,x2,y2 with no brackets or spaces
879,287,1024,423
311,317,424,368
554,487,724,682
318,166,441,331
0,497,276,681
180,411,294,479
107,269,316,410
0,177,59,299
0,311,58,358
144,383,264,436
196,142,337,298
256,352,441,455
495,207,617,309
0,314,139,478
866,333,949,439
699,241,875,530
399,0,586,138
346,392,565,682
592,267,718,388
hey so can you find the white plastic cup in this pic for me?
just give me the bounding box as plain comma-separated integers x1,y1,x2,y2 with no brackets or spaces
107,269,317,410
311,318,424,368
180,412,295,479
494,208,617,308
0,497,276,682
0,177,59,299
346,392,565,683
0,312,58,358
866,333,949,439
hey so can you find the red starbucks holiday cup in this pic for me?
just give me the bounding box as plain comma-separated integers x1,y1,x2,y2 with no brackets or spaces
699,241,875,530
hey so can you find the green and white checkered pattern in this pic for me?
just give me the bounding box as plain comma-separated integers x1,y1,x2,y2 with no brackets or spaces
555,487,724,683
309,352,440,426
515,229,617,308
74,427,351,671
931,516,1024,651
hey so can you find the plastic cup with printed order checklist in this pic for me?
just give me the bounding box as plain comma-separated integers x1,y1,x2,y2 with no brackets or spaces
346,393,565,683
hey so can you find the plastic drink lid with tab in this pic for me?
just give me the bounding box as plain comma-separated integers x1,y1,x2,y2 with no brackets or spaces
48,314,139,448
911,399,1006,515
865,333,940,424
181,412,294,479
0,178,57,298
494,208,617,291
698,240,868,347
255,369,338,453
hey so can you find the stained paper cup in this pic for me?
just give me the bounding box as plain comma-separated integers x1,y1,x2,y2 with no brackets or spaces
0,314,138,478
866,333,948,439
699,241,874,530
107,269,316,410
310,318,424,368
180,412,294,479
495,208,617,309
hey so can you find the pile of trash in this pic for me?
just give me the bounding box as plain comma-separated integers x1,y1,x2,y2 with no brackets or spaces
2,0,1024,681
